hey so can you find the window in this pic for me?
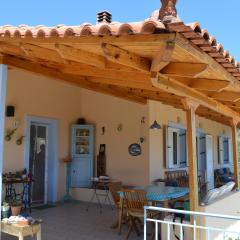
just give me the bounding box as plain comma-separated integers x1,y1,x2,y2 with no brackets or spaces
166,126,187,169
218,136,232,165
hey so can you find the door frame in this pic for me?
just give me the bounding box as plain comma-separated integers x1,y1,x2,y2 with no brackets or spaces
24,116,59,203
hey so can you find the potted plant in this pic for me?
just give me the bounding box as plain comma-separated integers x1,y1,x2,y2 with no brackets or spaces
9,198,22,216
1,202,10,219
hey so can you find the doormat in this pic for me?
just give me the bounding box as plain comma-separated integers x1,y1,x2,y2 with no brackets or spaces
32,204,56,210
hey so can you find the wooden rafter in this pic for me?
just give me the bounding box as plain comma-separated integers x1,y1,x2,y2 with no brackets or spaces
102,43,151,72
21,43,65,63
161,62,208,77
2,55,147,104
55,44,106,68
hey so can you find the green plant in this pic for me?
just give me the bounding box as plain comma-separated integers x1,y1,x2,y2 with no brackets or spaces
9,198,22,207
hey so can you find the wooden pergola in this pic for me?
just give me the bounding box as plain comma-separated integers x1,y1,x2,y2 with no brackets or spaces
0,0,239,215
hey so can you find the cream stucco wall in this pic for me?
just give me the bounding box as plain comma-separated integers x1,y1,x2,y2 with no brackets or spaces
3,69,234,202
148,100,232,182
4,69,150,201
79,88,149,186
5,69,84,199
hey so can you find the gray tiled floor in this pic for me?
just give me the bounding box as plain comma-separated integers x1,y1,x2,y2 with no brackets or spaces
1,202,143,240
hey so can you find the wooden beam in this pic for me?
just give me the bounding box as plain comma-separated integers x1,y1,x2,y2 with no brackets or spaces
21,43,65,63
102,43,151,72
152,74,240,122
86,76,156,91
209,91,240,102
175,77,230,91
61,62,150,82
150,40,175,80
0,33,176,45
230,119,240,189
55,44,106,68
2,55,146,104
161,62,208,77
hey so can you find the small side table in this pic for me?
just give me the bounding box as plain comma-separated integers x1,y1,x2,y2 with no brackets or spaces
1,222,41,240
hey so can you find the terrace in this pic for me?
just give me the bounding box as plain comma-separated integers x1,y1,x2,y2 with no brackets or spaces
0,0,240,239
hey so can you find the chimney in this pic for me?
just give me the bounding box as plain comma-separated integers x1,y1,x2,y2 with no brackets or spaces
97,11,112,24
159,0,178,23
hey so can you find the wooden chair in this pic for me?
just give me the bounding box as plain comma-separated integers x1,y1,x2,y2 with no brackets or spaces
123,189,149,240
108,182,124,234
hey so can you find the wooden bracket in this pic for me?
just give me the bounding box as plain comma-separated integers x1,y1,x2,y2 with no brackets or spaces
230,118,239,127
150,40,175,81
181,98,199,111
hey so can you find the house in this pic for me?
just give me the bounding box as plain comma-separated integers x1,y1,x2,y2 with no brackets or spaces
0,0,240,239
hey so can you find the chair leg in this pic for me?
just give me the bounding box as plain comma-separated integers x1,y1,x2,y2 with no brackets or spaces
132,218,141,236
118,207,123,234
126,219,133,240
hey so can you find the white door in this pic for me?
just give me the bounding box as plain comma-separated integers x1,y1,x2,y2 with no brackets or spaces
206,135,214,190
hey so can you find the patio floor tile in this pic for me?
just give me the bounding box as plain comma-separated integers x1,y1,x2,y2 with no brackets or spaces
1,202,143,240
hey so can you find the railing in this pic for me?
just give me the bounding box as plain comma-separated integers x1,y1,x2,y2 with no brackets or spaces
144,206,240,240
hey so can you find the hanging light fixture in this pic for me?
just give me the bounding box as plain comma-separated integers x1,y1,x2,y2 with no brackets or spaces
150,101,161,130
150,120,161,130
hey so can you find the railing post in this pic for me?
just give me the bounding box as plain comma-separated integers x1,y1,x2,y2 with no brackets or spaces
144,207,147,240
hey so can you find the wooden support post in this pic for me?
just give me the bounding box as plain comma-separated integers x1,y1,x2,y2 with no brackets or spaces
0,64,7,221
182,98,199,212
182,98,200,239
231,119,240,188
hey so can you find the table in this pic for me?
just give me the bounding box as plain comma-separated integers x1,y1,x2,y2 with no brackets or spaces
118,185,189,234
136,185,189,202
86,179,114,212
1,222,41,240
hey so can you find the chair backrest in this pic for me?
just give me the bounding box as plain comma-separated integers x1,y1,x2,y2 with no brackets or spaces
165,170,188,187
123,189,148,211
108,182,122,205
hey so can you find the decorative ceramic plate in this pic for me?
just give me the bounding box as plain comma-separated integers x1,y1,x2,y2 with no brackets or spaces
128,143,142,156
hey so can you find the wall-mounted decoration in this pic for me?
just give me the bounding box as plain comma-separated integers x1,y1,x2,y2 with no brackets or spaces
177,116,181,124
6,106,15,117
16,136,25,146
117,123,123,132
5,128,17,141
128,143,142,156
97,144,106,176
101,126,105,135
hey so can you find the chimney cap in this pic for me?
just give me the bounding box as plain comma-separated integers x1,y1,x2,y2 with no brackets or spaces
159,0,179,23
97,11,112,24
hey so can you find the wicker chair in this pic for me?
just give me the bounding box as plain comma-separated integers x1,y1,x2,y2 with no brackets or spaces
108,182,124,234
123,189,150,240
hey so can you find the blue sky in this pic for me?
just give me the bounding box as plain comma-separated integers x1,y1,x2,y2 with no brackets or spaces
1,0,239,60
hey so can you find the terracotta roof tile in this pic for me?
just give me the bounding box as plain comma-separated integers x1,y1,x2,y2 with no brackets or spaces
0,11,239,80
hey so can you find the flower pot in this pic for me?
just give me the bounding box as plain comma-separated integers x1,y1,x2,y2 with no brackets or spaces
11,206,22,216
1,204,10,219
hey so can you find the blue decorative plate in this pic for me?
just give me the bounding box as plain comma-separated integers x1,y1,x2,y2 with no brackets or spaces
128,143,141,156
